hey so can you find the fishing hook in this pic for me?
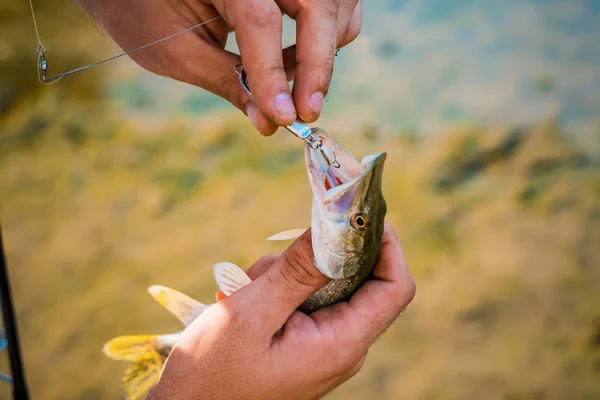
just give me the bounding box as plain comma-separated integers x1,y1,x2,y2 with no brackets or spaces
234,65,340,168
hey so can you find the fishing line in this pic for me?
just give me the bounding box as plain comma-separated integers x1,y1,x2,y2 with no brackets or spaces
26,0,343,169
27,0,42,46
27,0,222,84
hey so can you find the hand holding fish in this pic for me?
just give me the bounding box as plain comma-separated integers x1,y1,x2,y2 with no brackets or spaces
147,224,415,400
74,0,362,135
102,133,399,399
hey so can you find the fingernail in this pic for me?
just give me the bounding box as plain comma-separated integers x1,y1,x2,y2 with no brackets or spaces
307,92,324,115
272,93,296,119
245,102,259,129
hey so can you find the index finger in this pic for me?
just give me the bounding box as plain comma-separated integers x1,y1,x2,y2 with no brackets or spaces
232,0,297,126
291,0,340,122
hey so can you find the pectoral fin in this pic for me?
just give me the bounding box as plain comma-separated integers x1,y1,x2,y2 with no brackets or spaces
213,262,252,296
147,285,209,327
266,228,308,241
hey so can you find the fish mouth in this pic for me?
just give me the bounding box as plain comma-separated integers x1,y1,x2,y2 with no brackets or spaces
305,134,386,208
305,132,387,279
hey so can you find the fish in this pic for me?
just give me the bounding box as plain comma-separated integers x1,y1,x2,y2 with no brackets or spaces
103,132,387,399
267,132,388,312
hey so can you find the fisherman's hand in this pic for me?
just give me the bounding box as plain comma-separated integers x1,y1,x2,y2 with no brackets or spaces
148,223,415,400
74,0,363,135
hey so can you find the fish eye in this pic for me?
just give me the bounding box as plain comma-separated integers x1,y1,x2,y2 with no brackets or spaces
352,214,368,230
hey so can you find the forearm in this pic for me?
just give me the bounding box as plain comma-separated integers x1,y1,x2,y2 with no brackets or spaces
72,0,112,30
72,0,146,40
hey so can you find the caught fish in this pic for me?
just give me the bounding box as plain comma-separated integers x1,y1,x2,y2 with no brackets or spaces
268,132,387,312
103,132,387,399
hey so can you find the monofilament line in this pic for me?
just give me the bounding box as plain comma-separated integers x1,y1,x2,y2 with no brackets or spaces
27,0,221,84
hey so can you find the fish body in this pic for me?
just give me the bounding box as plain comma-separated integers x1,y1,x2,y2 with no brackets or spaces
298,133,387,312
103,133,387,399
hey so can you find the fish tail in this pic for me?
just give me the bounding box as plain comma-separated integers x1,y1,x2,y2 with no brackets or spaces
103,335,165,400
122,359,164,400
103,334,161,362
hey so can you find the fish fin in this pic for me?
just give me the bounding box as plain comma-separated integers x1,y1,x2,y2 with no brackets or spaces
103,335,161,363
148,285,209,327
213,262,252,296
266,228,308,241
122,358,164,400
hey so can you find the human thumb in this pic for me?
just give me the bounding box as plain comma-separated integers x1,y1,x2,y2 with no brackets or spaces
230,229,329,334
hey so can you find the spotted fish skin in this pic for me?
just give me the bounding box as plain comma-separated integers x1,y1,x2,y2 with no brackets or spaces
270,133,387,313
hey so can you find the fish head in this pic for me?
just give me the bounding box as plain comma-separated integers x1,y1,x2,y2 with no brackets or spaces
305,133,387,279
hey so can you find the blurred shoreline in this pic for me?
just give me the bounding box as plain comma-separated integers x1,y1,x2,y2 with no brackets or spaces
1,1,599,399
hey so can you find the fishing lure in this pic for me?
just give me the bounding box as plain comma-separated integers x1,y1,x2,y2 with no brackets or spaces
235,65,341,168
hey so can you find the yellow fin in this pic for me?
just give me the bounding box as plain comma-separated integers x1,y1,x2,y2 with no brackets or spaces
122,358,164,400
213,262,252,296
266,228,308,241
148,285,209,327
103,335,160,363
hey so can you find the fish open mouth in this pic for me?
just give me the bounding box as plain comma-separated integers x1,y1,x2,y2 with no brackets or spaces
305,134,366,203
305,134,386,208
304,132,387,279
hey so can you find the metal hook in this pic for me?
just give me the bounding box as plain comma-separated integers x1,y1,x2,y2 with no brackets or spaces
234,65,340,168
305,130,341,168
